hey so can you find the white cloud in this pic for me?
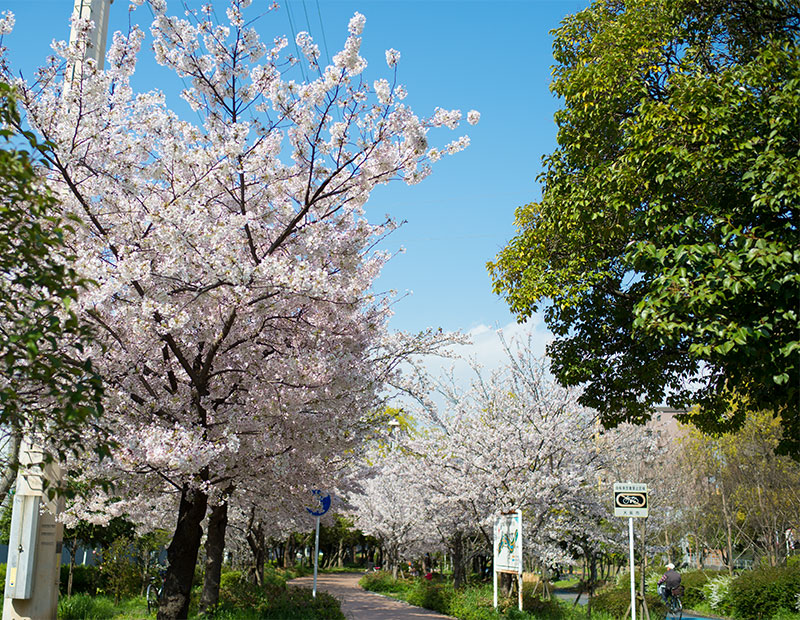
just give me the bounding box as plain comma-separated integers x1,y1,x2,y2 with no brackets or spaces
410,315,554,392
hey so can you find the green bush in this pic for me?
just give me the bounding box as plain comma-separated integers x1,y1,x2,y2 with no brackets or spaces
680,569,726,608
219,570,281,609
592,586,666,619
703,574,734,615
60,564,102,595
258,587,345,619
731,563,800,619
359,570,412,594
211,582,344,620
98,537,140,603
406,580,453,614
262,567,287,589
57,593,116,619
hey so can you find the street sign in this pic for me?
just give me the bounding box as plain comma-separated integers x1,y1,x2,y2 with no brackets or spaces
306,489,331,599
306,490,331,517
614,482,648,518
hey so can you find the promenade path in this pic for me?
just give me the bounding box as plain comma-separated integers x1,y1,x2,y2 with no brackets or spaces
290,572,455,620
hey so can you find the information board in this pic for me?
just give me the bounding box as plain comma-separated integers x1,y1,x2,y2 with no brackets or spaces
493,511,522,574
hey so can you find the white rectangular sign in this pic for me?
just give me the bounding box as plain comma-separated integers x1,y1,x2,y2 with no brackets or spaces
493,510,522,574
614,482,648,518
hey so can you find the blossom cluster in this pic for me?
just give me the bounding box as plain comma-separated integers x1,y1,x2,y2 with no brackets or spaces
0,0,476,536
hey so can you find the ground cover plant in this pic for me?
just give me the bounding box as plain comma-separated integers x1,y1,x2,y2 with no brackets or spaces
360,573,621,619
52,563,341,619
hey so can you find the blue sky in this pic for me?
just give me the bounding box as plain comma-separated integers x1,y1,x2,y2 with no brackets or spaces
3,0,590,367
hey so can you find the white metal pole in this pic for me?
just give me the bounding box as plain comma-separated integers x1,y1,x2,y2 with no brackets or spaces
493,568,498,609
70,0,113,69
518,573,523,611
629,517,636,620
312,516,320,598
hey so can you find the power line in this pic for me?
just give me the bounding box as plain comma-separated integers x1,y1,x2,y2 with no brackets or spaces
313,0,331,67
284,0,308,82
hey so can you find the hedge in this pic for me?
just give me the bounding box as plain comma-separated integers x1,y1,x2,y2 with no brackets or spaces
730,563,800,619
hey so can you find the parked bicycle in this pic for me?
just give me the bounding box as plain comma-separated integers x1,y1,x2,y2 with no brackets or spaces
146,573,164,615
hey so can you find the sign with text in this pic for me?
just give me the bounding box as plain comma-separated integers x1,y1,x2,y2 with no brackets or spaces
493,510,523,574
614,482,648,518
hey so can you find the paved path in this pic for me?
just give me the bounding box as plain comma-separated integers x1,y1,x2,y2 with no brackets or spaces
290,573,455,620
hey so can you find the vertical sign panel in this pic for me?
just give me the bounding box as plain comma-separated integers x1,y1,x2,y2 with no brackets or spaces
493,511,522,574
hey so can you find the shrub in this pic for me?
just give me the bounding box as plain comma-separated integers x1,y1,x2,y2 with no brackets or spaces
592,585,666,619
680,569,726,608
98,537,140,603
359,570,410,594
60,564,102,595
259,587,345,619
262,567,287,589
406,580,453,614
703,574,734,614
731,563,800,619
219,570,281,609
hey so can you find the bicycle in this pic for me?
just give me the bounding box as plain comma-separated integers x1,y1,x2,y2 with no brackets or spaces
146,574,164,615
665,585,683,619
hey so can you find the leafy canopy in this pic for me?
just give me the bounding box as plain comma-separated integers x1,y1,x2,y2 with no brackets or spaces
488,0,800,453
0,82,104,461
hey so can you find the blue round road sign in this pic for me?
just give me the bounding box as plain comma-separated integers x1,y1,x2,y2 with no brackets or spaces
307,490,331,516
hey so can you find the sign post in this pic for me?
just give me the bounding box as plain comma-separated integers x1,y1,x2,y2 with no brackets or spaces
493,510,523,612
306,490,331,598
613,483,648,620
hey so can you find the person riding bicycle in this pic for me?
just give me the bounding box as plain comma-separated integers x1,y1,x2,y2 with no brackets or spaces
657,563,681,604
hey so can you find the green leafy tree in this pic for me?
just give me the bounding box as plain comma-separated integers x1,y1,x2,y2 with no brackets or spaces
679,410,800,568
0,82,104,488
489,0,800,453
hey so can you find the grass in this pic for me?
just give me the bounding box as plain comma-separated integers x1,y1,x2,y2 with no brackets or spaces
54,566,341,619
58,594,151,619
358,573,620,620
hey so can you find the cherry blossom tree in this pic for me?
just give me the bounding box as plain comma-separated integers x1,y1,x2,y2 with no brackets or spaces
352,334,602,587
349,454,439,579
0,1,476,617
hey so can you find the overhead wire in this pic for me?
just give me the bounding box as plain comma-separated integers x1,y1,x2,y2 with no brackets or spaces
284,0,308,82
314,0,331,67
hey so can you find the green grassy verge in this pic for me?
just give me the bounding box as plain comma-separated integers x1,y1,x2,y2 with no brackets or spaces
359,572,619,620
55,566,343,619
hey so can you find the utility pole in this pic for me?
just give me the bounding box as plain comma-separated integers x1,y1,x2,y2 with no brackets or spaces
2,3,113,618
70,0,114,70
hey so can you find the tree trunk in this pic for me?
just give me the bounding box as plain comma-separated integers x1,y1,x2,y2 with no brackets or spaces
246,517,266,585
158,483,208,620
721,487,735,576
283,534,293,568
452,530,465,589
200,499,229,614
67,538,77,597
